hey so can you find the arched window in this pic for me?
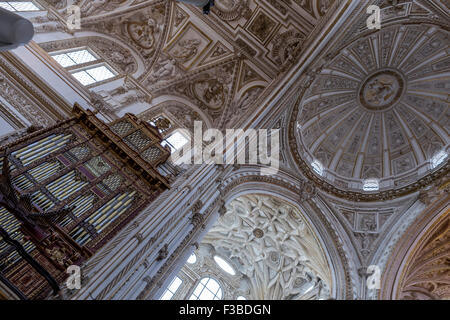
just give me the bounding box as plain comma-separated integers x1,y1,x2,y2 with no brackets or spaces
187,253,197,264
50,47,116,86
431,150,448,169
189,277,223,300
311,160,323,176
363,179,379,191
52,49,97,68
214,255,236,275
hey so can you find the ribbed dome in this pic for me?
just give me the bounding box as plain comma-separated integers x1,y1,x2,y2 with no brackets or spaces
294,24,449,192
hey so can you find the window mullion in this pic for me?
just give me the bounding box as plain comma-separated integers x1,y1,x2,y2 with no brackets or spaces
85,69,98,82
66,60,103,72
67,54,78,66
0,2,14,11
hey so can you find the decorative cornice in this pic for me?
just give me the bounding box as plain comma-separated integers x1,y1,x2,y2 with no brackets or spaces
0,49,72,120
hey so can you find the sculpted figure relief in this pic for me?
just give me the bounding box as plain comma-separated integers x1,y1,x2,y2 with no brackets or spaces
128,18,159,49
172,39,202,62
361,71,403,110
108,51,136,74
99,80,150,109
193,77,228,110
81,0,127,16
147,57,178,84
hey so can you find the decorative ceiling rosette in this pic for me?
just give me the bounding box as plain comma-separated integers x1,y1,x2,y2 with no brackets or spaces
290,23,449,201
211,0,252,21
270,29,306,66
192,78,228,110
154,60,237,125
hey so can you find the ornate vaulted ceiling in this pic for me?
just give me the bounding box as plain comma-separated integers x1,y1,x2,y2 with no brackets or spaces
287,0,450,201
200,194,332,300
295,23,449,188
34,0,340,130
13,0,450,203
1,0,448,302
398,215,450,300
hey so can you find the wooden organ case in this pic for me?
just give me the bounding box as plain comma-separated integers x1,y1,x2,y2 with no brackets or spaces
0,104,172,299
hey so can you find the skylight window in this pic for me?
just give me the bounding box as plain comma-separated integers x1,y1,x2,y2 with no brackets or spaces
214,255,236,275
431,150,448,169
311,160,323,176
50,48,116,86
52,49,97,68
187,253,197,264
0,1,40,11
363,179,379,192
163,131,189,154
159,276,182,300
72,65,115,86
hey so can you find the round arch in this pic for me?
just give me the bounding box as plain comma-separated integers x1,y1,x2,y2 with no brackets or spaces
380,195,449,300
188,276,224,300
235,83,267,102
37,32,146,78
138,96,214,130
208,171,354,300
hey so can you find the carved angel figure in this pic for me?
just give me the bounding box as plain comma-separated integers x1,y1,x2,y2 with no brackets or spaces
172,39,202,62
147,58,178,83
81,0,126,16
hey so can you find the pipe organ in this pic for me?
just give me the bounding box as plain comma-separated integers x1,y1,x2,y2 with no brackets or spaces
0,104,172,299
